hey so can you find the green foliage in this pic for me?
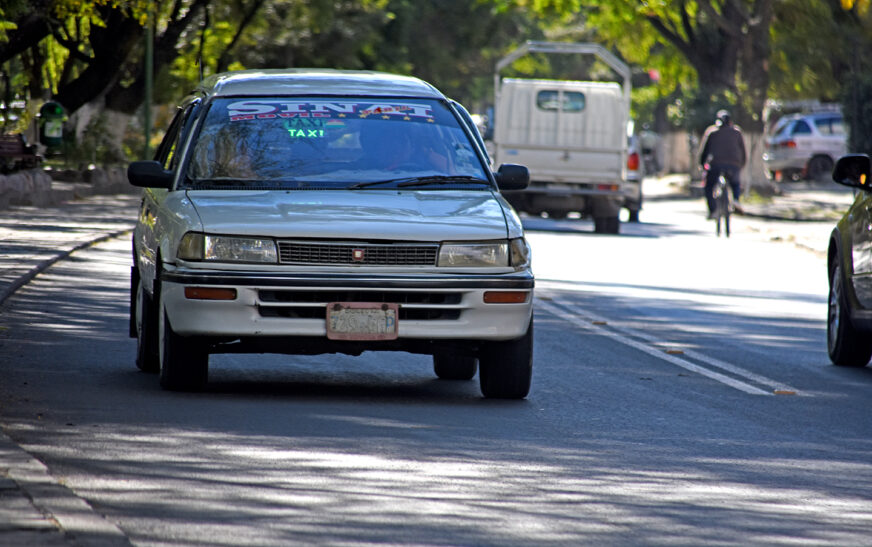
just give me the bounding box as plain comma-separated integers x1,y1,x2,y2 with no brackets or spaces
6,0,872,161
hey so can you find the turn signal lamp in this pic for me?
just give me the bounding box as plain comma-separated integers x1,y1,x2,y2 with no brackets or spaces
483,291,529,304
184,287,237,300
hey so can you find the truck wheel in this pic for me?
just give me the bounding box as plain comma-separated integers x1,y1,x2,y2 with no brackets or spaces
433,354,478,380
828,262,872,367
594,216,620,234
158,304,209,391
478,318,533,399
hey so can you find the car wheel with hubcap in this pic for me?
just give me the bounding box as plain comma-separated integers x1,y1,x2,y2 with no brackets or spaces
433,353,478,380
478,318,533,399
828,262,872,367
158,299,209,391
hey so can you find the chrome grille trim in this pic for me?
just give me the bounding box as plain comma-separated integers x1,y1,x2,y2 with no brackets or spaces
277,241,439,266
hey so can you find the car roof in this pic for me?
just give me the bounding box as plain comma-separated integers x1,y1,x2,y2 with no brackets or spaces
194,69,446,99
783,111,842,122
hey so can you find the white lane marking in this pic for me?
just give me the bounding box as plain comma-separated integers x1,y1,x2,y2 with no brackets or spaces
543,296,801,395
538,298,781,396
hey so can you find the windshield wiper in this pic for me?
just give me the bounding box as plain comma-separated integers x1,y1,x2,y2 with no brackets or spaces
348,175,490,189
397,175,491,188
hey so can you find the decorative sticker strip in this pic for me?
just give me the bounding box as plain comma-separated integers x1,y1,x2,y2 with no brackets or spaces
226,101,434,122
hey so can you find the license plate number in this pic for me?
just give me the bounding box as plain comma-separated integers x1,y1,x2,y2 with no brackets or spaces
326,302,398,341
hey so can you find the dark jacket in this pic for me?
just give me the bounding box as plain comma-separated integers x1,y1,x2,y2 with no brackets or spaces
699,123,746,168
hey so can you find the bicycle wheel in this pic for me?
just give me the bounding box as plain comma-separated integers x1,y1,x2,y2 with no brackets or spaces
721,188,731,237
713,184,724,236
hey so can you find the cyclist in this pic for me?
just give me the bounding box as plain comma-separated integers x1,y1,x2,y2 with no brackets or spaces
699,110,747,218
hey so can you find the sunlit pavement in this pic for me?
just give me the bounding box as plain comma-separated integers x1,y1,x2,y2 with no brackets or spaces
0,194,140,306
0,177,859,544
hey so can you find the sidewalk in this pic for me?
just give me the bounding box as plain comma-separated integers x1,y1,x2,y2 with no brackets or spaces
649,173,855,222
1,187,139,546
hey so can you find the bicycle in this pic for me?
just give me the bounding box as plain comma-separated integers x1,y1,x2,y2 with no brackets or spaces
711,171,731,237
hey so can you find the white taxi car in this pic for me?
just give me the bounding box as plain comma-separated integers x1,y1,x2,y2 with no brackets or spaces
128,69,534,398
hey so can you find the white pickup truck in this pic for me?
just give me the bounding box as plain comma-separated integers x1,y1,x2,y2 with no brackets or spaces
491,42,632,234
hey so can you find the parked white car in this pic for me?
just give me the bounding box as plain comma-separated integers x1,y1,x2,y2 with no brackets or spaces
128,69,534,398
763,111,847,181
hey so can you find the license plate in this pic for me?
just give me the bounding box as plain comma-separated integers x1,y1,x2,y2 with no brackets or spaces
326,302,399,341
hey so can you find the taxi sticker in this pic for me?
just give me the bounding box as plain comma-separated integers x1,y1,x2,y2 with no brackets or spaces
283,118,327,138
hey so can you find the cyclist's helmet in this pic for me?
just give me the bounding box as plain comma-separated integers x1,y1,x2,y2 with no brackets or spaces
716,109,731,125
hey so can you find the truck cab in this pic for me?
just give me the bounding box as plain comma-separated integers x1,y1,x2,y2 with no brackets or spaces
490,42,631,234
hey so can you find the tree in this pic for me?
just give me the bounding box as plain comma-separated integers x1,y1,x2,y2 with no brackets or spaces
586,1,775,135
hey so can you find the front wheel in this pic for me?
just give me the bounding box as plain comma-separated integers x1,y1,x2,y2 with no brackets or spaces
478,318,533,399
827,262,872,367
158,303,209,391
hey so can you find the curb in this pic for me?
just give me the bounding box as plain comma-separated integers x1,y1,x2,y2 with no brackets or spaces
1,428,131,546
0,229,133,309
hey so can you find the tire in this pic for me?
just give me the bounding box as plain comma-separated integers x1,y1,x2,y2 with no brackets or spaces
433,354,478,380
722,191,731,238
158,302,209,391
134,274,160,373
807,156,834,182
627,209,640,223
827,262,872,367
594,216,620,234
478,318,533,399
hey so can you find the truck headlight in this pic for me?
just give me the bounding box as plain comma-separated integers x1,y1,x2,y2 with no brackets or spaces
437,241,509,267
177,232,278,263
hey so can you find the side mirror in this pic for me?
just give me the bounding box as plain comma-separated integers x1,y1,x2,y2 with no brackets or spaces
495,163,529,191
128,160,173,189
833,154,871,190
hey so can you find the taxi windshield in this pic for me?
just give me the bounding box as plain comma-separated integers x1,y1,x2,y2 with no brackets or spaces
185,97,489,189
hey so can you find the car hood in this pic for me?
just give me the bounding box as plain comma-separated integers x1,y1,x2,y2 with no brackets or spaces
186,189,511,241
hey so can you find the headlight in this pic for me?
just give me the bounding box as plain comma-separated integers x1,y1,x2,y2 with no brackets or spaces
177,232,278,263
437,241,509,267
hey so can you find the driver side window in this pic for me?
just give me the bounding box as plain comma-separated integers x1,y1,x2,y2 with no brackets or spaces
155,105,196,170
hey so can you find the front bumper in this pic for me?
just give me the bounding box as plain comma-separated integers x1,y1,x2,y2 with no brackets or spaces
160,268,534,342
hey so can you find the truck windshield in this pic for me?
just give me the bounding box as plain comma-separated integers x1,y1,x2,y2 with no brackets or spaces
185,97,489,189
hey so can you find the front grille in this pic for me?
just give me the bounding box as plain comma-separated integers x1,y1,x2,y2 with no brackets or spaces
259,290,461,305
278,241,438,266
258,307,460,321
257,289,463,321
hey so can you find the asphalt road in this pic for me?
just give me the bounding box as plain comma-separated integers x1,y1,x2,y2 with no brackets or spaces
1,191,871,545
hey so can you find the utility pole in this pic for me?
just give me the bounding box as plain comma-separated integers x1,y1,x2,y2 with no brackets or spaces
144,2,153,159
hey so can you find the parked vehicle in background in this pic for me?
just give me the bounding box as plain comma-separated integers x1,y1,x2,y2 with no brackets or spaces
827,154,872,368
490,41,631,234
763,111,847,182
127,68,535,399
624,133,644,222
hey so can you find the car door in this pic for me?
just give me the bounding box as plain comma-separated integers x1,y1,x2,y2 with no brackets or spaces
814,115,847,159
849,189,872,309
137,102,198,294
